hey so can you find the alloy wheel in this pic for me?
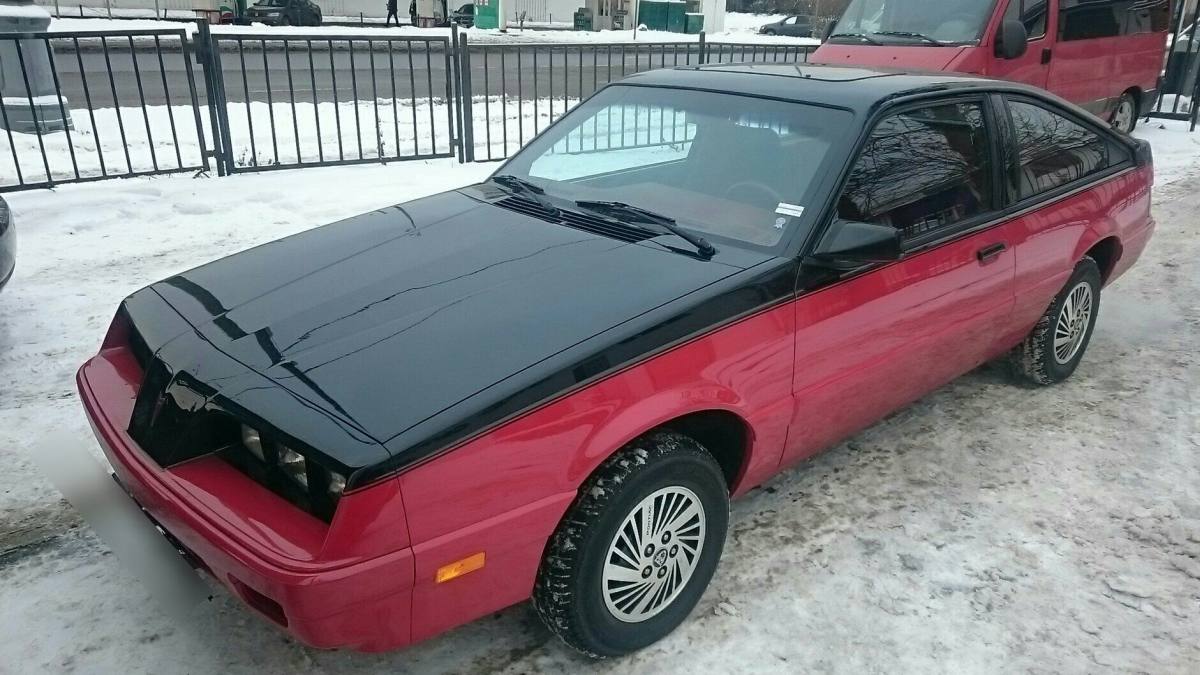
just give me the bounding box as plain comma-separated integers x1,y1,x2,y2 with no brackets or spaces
1054,281,1093,364
1113,97,1136,134
601,486,706,623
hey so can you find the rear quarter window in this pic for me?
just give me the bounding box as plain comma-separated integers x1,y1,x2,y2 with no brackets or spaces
1006,99,1131,201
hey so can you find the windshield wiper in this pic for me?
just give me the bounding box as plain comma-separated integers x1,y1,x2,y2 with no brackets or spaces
828,32,882,45
490,174,559,215
870,30,948,45
575,200,716,258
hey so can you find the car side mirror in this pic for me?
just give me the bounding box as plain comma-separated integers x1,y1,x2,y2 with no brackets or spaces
996,19,1029,59
808,220,902,270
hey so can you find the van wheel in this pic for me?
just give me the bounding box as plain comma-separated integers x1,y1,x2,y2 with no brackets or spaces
1111,92,1138,134
532,431,729,658
1013,257,1102,386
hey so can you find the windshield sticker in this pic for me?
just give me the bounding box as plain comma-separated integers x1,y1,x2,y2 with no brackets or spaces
775,203,805,218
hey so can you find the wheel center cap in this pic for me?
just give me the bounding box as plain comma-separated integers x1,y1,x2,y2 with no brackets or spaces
652,549,668,567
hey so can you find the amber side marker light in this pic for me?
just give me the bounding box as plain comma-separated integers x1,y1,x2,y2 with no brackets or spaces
436,552,485,583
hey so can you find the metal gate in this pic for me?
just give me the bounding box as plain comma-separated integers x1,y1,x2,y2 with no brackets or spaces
0,28,208,193
455,35,817,163
199,24,459,175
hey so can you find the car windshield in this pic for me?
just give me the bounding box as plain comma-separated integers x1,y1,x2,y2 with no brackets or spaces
833,0,996,44
264,0,287,6
496,85,851,250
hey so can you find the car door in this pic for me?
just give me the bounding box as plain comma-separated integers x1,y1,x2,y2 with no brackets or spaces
783,96,1018,467
989,0,1054,89
1047,0,1121,114
994,95,1138,347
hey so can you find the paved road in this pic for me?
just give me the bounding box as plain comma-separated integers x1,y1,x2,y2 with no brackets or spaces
45,43,802,109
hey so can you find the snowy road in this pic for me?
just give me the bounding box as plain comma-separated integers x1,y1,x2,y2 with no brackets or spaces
54,43,754,108
1,123,1199,673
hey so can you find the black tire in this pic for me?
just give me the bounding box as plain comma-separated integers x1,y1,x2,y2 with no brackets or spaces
763,28,776,35
532,431,729,658
1013,256,1102,385
1111,91,1138,134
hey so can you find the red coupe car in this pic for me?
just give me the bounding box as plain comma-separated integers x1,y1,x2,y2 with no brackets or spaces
78,64,1155,657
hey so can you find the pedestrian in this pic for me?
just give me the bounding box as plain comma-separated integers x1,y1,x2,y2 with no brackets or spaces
386,0,399,26
409,0,417,26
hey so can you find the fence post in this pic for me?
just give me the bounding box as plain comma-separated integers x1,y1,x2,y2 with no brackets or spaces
698,31,706,65
180,27,212,175
451,23,465,162
459,33,475,162
1192,59,1200,132
194,22,220,175
198,22,235,175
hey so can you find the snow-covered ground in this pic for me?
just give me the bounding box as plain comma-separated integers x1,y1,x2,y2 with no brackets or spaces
1,121,1199,673
0,97,546,183
45,12,820,45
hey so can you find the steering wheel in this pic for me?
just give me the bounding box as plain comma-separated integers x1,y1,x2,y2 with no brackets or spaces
725,180,782,207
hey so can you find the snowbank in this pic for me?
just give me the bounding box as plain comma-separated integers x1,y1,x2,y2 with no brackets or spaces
0,96,571,185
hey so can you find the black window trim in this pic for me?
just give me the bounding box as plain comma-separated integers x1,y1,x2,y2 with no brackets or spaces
796,83,1142,270
811,92,1006,258
998,93,1135,214
1003,0,1050,41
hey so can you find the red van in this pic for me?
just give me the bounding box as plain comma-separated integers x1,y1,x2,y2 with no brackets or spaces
813,0,1172,133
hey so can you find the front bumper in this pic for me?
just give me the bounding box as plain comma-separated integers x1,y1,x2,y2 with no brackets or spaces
77,346,416,652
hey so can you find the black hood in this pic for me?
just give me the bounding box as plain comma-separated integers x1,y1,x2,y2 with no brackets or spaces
137,189,789,481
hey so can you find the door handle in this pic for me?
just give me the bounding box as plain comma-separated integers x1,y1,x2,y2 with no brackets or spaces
977,242,1007,263
1041,48,1053,64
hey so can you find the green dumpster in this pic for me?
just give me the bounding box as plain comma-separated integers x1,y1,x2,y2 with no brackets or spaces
665,1,686,33
638,0,690,32
684,12,703,34
638,0,669,31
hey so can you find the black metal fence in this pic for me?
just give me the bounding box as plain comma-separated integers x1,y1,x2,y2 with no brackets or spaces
1149,13,1200,130
0,28,208,192
201,26,457,174
456,36,816,162
0,26,818,192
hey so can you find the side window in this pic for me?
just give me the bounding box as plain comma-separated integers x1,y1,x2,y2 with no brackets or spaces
837,101,993,244
1123,0,1170,34
1007,100,1126,200
1004,0,1048,40
1059,0,1121,41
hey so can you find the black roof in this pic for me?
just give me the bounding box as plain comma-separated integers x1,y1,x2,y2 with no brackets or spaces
618,63,1053,113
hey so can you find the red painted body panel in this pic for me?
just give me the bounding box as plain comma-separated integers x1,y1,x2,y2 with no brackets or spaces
78,348,416,652
785,220,1017,466
813,0,1167,115
78,174,1154,652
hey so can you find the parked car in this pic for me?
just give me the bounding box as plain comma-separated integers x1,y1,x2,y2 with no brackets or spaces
78,64,1155,657
760,14,814,37
244,0,322,26
450,2,474,26
815,0,1171,133
0,196,13,292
